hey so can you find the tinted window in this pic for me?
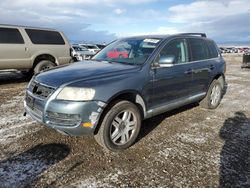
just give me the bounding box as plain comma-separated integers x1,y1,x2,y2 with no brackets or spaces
93,38,161,65
207,41,219,58
159,39,188,64
0,28,24,44
25,29,65,45
189,38,209,61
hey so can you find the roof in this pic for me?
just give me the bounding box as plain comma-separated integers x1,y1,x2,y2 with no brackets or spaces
0,24,56,31
123,33,207,40
124,34,170,40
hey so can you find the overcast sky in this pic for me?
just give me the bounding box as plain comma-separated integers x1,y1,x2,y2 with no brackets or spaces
0,0,249,44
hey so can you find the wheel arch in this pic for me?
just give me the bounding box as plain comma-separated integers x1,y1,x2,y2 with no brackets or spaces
94,91,147,135
106,91,147,119
32,54,57,69
206,73,226,97
213,73,226,95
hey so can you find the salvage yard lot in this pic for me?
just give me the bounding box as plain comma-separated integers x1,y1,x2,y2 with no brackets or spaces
0,54,250,187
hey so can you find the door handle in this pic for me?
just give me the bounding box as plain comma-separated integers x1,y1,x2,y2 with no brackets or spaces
210,65,215,70
184,69,193,75
25,47,28,51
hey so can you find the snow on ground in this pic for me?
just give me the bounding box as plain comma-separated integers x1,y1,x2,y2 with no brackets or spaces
0,55,250,187
0,91,39,146
73,170,124,188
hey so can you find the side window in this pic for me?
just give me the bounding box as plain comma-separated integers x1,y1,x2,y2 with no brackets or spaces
207,41,219,58
189,38,209,61
0,28,24,44
25,29,65,45
159,39,188,64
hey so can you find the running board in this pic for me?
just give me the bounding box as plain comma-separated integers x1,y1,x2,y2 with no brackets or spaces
145,92,206,119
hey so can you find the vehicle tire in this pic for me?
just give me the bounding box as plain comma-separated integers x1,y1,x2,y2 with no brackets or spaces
94,100,141,151
33,60,56,74
200,79,222,109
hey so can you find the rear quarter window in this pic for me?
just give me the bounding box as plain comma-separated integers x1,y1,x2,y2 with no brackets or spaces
0,27,24,44
207,40,219,58
25,29,65,45
189,38,209,61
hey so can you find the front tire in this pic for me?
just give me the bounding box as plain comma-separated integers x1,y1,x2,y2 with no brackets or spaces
94,100,141,151
200,79,222,109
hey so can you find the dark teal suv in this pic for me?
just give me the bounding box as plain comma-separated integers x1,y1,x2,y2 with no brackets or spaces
24,33,226,151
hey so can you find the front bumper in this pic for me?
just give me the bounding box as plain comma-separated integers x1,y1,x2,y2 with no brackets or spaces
24,91,106,136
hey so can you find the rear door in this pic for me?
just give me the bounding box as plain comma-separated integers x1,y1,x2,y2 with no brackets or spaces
150,38,193,109
0,27,30,69
187,38,215,96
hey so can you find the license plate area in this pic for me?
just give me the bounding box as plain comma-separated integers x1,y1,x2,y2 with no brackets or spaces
26,94,35,109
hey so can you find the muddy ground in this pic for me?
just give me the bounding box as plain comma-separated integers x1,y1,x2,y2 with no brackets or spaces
0,54,249,187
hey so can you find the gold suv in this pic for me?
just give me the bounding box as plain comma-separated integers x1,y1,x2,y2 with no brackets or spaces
0,24,71,74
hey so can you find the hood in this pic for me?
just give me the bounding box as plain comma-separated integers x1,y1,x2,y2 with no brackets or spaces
35,60,140,87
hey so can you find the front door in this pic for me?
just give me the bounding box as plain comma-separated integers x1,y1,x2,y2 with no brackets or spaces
150,38,192,109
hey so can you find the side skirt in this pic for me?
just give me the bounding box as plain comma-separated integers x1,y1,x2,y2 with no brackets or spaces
145,92,206,119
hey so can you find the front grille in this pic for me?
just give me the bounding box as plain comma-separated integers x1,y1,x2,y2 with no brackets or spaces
29,80,55,99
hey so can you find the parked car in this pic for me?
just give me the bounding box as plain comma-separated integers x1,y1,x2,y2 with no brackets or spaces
107,48,129,58
219,47,227,53
71,45,95,61
225,47,238,53
24,33,226,151
79,44,100,54
238,47,249,53
0,24,71,75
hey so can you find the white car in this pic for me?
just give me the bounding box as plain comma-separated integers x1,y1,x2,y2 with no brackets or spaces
71,45,95,61
79,44,100,54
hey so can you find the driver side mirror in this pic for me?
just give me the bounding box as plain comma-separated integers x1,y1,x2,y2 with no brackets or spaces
158,55,175,67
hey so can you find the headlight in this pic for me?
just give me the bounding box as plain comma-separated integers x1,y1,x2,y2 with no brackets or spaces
56,87,95,101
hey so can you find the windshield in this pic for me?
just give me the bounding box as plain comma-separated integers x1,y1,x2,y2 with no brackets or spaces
93,38,162,65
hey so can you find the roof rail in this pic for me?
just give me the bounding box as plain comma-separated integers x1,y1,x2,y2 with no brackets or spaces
177,33,207,38
0,24,56,31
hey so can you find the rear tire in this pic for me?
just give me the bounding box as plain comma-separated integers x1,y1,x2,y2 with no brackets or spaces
94,100,141,151
200,79,222,109
33,60,55,74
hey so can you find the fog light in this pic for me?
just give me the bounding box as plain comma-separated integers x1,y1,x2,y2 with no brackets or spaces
83,122,93,128
46,111,81,127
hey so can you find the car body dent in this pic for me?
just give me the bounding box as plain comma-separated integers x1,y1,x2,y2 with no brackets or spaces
25,84,107,135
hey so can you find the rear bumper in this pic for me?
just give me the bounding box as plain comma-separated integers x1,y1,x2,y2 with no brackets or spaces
24,91,106,136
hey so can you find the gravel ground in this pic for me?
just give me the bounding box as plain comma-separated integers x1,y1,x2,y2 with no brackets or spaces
0,54,249,187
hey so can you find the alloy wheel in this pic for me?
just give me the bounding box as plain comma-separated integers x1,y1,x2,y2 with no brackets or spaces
110,110,137,145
